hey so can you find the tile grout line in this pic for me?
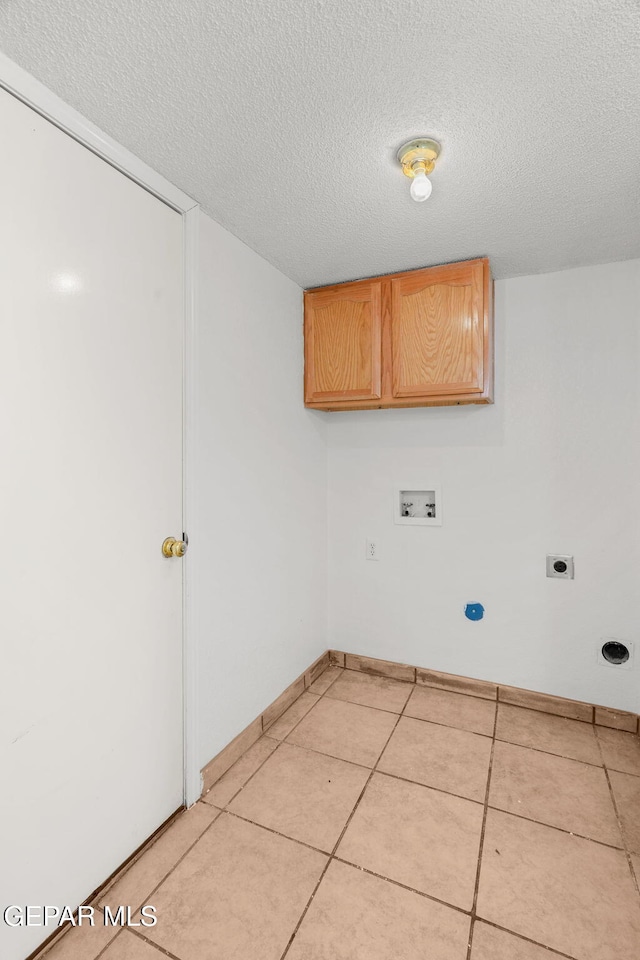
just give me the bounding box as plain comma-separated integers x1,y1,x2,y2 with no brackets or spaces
313,664,344,697
472,918,579,960
465,697,498,960
274,796,359,956
493,735,608,771
342,853,503,921
92,924,125,960
48,908,122,960
327,696,496,732
225,808,333,856
330,855,471,917
265,734,392,772
127,927,186,960
276,686,411,960
326,692,423,718
483,803,625,852
595,731,640,900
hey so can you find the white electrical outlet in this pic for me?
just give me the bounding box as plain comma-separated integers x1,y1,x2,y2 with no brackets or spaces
366,539,380,561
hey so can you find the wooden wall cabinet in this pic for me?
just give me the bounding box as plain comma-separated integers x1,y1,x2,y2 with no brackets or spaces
304,258,493,410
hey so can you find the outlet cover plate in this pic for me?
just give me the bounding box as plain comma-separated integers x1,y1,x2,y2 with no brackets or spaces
365,539,380,561
546,555,574,579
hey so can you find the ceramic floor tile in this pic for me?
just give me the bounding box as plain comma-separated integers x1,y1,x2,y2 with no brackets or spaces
489,740,621,845
471,921,567,959
99,931,166,959
596,726,640,776
325,669,413,713
477,809,640,960
202,736,277,807
143,813,327,960
337,772,484,910
405,685,496,736
287,859,470,960
286,696,398,767
39,909,119,960
99,802,220,912
609,770,640,854
308,665,343,694
227,741,369,851
495,703,601,765
265,692,320,740
378,716,492,801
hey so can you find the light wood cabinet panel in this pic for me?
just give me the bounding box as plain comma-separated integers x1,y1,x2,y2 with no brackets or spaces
304,280,382,403
304,258,492,411
391,260,485,398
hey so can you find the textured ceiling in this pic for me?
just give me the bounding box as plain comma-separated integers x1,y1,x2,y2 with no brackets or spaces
0,0,638,287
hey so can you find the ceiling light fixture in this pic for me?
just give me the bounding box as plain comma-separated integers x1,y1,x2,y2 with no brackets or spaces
397,138,441,202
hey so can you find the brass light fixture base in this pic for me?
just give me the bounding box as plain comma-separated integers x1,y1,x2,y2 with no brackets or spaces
397,138,441,178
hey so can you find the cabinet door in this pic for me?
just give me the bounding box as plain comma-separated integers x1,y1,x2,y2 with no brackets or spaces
305,281,382,403
391,260,487,398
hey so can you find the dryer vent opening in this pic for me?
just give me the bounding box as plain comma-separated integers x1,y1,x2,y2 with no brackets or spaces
601,640,630,666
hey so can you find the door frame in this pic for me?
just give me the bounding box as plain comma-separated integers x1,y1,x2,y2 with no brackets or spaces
0,52,202,806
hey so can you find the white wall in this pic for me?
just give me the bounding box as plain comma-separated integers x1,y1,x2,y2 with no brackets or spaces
193,246,640,759
327,259,640,712
194,211,327,768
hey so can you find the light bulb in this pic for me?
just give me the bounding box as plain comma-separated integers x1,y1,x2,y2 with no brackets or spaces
410,170,432,202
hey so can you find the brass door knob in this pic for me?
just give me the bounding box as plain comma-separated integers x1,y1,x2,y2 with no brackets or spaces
162,536,188,558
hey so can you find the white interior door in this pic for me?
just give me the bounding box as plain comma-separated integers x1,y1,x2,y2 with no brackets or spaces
0,86,185,960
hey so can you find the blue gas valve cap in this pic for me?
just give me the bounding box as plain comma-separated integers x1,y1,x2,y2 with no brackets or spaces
464,603,484,621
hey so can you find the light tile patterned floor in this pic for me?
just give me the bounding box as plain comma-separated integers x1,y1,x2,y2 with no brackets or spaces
43,668,640,960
